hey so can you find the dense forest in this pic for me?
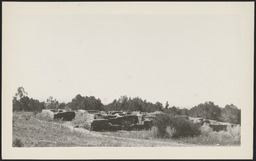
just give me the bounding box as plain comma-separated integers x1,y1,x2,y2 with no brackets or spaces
12,87,241,124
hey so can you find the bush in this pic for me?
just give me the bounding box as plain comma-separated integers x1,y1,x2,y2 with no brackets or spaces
226,125,241,143
200,124,240,142
13,138,24,147
150,126,159,138
227,125,240,138
183,124,241,145
200,123,213,136
152,114,200,138
166,126,176,137
36,112,53,122
72,112,94,130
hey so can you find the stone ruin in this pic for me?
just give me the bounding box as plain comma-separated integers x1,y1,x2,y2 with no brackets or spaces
90,111,154,131
41,109,76,121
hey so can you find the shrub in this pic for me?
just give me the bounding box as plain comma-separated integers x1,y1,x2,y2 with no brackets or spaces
150,126,159,138
226,125,241,143
152,114,171,138
36,112,53,122
182,125,241,145
72,112,94,130
166,126,176,137
200,123,213,136
152,114,200,138
227,125,240,137
13,138,24,147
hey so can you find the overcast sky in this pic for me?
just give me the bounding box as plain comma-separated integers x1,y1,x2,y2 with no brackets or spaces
3,2,253,109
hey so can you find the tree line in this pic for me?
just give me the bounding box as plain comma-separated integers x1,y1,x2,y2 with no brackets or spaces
12,87,241,124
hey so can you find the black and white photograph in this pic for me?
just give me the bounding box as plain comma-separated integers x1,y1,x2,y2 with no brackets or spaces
2,2,254,159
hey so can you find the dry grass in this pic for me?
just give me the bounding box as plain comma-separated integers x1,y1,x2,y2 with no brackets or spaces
35,111,54,122
100,126,177,141
180,124,241,146
100,123,240,146
13,112,240,147
166,126,176,138
71,112,94,130
13,112,125,147
101,130,153,140
13,112,188,147
151,126,159,138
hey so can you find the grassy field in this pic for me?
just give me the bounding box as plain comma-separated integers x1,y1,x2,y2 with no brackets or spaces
13,112,240,147
99,126,240,146
13,112,194,147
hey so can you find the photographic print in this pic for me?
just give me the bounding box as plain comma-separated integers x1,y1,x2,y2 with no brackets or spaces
2,2,254,159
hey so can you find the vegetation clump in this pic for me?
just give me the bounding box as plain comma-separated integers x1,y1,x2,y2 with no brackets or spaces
182,124,241,145
72,112,93,130
152,114,201,138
